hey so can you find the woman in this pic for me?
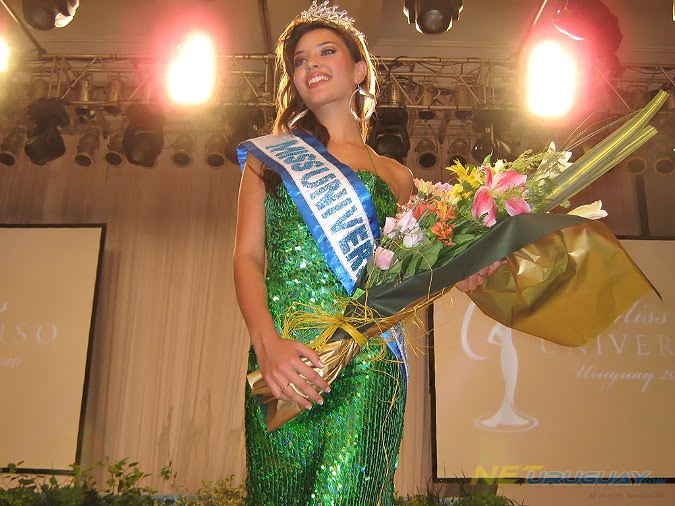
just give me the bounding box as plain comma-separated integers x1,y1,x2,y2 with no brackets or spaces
233,3,497,504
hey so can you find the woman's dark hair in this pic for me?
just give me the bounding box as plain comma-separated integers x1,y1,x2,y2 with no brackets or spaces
260,19,377,195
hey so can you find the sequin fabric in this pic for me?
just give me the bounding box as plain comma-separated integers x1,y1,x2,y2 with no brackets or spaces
245,171,407,505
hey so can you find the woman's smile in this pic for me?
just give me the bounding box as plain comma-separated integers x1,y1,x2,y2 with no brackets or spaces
306,72,331,88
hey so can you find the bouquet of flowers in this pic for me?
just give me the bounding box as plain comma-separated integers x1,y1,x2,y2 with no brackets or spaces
248,90,668,431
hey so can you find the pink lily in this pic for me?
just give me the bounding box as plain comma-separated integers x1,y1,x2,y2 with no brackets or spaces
471,168,531,227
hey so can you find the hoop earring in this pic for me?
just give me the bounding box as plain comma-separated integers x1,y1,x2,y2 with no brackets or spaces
287,108,308,130
349,85,376,123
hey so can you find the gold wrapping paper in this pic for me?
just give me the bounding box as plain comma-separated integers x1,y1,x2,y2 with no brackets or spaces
468,220,655,347
247,338,363,432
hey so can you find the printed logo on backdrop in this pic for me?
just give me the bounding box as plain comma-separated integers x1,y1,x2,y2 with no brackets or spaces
461,302,538,432
0,299,58,369
460,294,672,433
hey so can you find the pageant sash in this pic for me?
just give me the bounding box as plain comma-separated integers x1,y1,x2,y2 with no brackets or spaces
238,131,408,380
237,131,380,295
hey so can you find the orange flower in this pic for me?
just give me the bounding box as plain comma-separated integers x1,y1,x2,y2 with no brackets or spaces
435,201,456,223
430,221,455,246
412,201,436,221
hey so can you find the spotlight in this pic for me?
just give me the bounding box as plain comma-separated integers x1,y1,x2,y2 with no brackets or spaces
454,84,476,120
74,129,99,167
447,138,470,166
104,79,125,115
105,133,124,166
654,156,674,175
367,108,410,164
652,134,674,176
22,0,79,31
24,98,69,165
224,106,264,165
74,78,93,117
170,134,195,167
385,83,406,107
552,0,622,75
403,0,463,34
472,129,513,163
471,110,513,163
625,155,646,175
418,86,437,120
0,131,24,166
415,137,438,168
123,103,165,167
205,134,227,168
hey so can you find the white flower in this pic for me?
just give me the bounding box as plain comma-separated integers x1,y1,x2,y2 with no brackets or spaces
567,200,608,220
493,159,506,173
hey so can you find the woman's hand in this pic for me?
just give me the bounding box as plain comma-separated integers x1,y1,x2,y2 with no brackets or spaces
256,334,331,410
455,259,506,293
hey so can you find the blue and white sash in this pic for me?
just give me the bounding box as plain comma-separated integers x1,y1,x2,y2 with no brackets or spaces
237,131,407,381
238,130,380,294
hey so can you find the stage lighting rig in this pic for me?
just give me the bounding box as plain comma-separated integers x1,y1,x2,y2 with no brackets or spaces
123,104,165,168
22,0,79,31
74,129,98,167
552,0,622,75
447,138,470,166
24,98,69,165
170,135,195,167
471,110,513,163
224,106,264,165
415,137,438,168
205,134,227,168
403,0,463,34
0,130,24,166
105,133,124,166
367,108,410,164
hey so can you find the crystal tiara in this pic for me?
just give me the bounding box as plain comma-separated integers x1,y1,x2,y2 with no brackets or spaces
299,1,362,37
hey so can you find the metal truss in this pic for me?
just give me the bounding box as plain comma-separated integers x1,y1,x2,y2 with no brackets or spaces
2,53,673,142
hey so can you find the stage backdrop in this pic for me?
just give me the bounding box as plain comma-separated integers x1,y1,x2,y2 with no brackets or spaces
0,225,104,472
432,239,674,481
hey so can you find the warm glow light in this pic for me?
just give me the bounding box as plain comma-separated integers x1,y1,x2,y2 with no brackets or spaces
0,38,9,72
526,40,578,118
166,32,217,106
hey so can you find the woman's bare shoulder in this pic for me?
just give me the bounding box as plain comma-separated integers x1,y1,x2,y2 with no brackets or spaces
380,156,415,204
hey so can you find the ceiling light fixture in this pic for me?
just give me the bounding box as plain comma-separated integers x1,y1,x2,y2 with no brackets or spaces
447,138,470,167
170,134,195,167
123,103,165,168
224,106,264,165
22,0,79,31
74,129,99,167
403,0,463,34
415,137,438,168
205,133,227,168
24,98,69,165
0,130,24,166
105,133,124,166
367,108,410,164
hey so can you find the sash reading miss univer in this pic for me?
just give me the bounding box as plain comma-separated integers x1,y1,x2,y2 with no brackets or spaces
237,130,380,295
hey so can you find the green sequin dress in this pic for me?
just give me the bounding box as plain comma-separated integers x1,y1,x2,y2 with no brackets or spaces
245,171,407,506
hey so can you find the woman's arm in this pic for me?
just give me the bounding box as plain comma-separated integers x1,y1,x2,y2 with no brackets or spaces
233,154,330,409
